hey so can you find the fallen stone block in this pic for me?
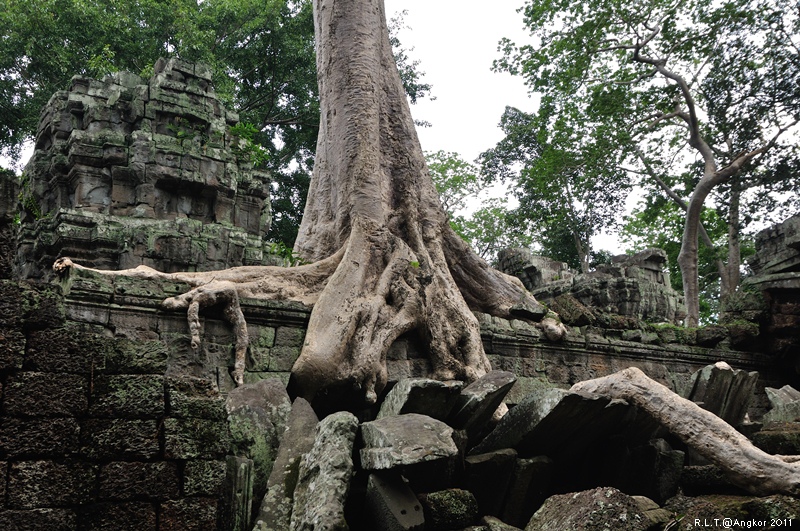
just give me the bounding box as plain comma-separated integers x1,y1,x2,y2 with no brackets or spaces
418,488,479,531
363,472,424,531
469,387,629,459
226,378,292,434
685,361,758,427
481,515,523,531
377,378,463,421
631,496,672,529
253,397,318,531
500,456,553,528
289,411,359,531
763,385,800,423
524,487,649,531
360,413,459,470
464,449,517,517
220,456,253,531
448,371,516,441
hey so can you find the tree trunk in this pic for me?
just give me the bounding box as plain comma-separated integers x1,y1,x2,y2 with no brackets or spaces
722,178,742,300
55,0,559,411
288,0,555,407
572,368,800,497
678,170,722,327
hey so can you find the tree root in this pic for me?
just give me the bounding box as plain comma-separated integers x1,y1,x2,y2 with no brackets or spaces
572,367,800,497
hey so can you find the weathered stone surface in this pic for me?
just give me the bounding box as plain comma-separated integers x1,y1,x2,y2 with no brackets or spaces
361,413,459,470
78,502,158,531
290,411,359,531
464,449,517,517
98,461,180,500
184,460,227,497
8,460,98,509
685,361,758,427
0,326,25,370
163,417,230,459
631,496,673,528
16,57,276,280
525,487,649,531
763,385,800,423
220,456,254,531
500,456,554,528
253,397,318,531
82,419,161,459
377,378,463,420
602,438,684,505
418,488,479,531
449,371,516,440
364,472,425,531
470,387,628,458
227,382,286,516
160,497,219,531
481,516,523,531
0,508,77,531
0,417,80,457
3,372,88,416
226,378,292,434
89,374,165,417
166,376,227,420
499,247,686,325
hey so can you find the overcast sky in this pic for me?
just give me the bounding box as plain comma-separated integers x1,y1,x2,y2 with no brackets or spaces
383,0,535,162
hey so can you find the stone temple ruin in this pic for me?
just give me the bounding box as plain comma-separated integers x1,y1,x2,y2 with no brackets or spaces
15,57,275,279
0,61,799,530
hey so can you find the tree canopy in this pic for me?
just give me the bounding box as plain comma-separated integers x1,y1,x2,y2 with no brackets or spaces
494,0,800,324
480,104,629,273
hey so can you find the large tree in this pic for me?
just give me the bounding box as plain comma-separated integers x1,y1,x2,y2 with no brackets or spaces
495,0,800,325
56,0,559,411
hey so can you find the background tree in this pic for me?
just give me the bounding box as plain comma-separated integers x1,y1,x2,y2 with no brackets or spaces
426,150,536,264
495,0,800,325
480,104,629,273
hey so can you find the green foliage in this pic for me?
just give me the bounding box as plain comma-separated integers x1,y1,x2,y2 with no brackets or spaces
427,150,482,215
480,105,629,272
495,0,800,308
425,151,535,263
267,241,306,267
229,123,270,166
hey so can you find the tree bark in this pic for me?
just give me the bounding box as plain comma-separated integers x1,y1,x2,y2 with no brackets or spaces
722,178,742,300
288,0,556,407
572,368,800,497
55,0,559,411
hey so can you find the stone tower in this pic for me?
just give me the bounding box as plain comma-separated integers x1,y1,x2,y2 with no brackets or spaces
16,58,276,278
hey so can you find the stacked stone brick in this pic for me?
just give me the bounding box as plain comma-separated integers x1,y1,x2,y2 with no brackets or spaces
743,214,800,358
16,58,276,279
0,279,231,530
498,247,686,325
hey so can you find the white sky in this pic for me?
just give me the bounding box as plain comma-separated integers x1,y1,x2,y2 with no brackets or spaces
382,1,626,252
383,0,535,162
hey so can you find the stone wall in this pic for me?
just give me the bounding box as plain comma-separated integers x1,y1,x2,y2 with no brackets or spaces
498,248,686,325
0,280,231,530
0,264,792,529
742,214,800,361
